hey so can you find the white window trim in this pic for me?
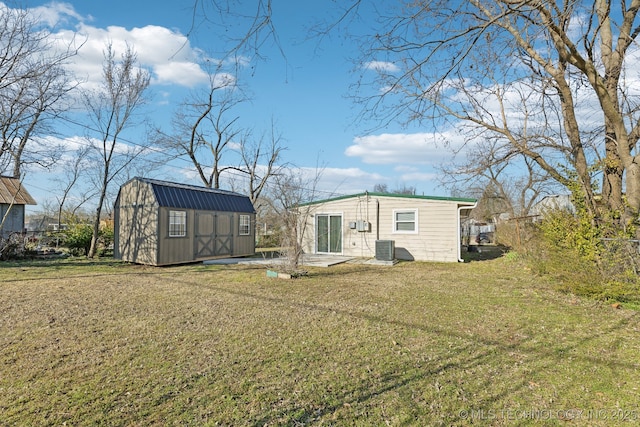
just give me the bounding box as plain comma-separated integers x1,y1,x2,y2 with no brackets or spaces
169,210,187,237
392,209,419,234
314,212,344,254
239,214,251,236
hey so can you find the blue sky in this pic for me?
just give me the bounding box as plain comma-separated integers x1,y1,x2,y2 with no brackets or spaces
17,1,460,213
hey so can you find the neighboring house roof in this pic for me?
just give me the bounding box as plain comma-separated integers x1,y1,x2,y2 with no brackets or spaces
0,176,37,205
299,192,477,206
132,177,255,213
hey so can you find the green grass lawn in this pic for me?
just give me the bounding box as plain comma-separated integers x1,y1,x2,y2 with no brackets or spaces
1,256,639,425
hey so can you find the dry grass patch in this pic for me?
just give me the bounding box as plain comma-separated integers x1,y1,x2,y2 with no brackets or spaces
1,257,639,425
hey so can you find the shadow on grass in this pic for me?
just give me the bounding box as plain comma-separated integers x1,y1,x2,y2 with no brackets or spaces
462,244,508,262
0,257,126,269
5,259,638,424
172,275,639,424
0,257,212,283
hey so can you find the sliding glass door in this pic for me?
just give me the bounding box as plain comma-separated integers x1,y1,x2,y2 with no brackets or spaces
316,214,342,253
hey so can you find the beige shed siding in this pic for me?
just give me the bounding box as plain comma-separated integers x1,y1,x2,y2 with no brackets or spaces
301,194,470,262
157,206,193,265
233,213,257,257
115,177,256,266
156,210,255,265
115,180,160,265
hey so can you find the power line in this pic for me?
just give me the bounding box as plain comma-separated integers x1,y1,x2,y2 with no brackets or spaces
14,107,346,202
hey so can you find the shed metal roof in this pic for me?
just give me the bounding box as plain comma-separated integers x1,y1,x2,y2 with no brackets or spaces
0,176,37,205
138,177,255,213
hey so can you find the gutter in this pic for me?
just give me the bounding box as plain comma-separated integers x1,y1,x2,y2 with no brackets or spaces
457,202,477,262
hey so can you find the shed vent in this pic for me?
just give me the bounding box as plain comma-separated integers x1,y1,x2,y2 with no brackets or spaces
375,240,395,261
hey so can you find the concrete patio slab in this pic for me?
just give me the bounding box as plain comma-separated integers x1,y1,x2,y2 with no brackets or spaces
203,254,356,268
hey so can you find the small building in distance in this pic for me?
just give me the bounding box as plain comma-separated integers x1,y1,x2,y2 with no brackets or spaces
0,176,37,239
530,194,574,221
114,177,256,266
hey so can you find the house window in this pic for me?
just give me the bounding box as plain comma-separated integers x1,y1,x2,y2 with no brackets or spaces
393,209,418,233
239,214,250,235
169,210,186,237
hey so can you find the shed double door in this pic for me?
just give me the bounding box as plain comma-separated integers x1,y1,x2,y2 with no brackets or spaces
194,212,233,258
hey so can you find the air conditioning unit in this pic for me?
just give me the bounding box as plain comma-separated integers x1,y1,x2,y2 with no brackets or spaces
375,240,395,261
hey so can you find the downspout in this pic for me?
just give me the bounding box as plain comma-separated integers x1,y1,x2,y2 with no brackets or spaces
457,202,477,262
376,199,380,241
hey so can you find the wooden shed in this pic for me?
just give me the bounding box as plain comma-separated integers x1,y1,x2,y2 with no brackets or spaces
114,177,256,266
0,176,37,239
297,192,477,263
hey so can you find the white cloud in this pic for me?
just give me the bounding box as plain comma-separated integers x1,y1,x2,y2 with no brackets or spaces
72,23,210,89
394,165,419,172
28,1,87,27
27,3,214,90
305,166,443,196
397,171,438,182
59,135,132,153
391,166,438,183
291,166,383,196
227,141,243,151
153,61,209,86
39,135,85,153
170,165,382,196
345,132,464,165
363,61,399,73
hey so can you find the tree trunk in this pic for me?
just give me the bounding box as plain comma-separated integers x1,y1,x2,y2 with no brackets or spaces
625,160,640,218
88,179,107,258
602,132,623,214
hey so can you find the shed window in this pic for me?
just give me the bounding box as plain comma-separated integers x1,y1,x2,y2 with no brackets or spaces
239,214,250,235
169,210,186,237
393,209,418,233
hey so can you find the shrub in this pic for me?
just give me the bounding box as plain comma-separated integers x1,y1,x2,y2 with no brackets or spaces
62,223,93,256
98,222,114,256
539,208,599,261
502,251,521,262
525,198,640,304
494,220,537,255
256,232,281,248
0,233,25,260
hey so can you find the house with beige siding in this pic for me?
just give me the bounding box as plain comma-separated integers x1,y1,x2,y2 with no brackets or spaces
114,177,255,266
298,192,477,263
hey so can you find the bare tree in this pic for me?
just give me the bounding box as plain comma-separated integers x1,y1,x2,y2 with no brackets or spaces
0,3,78,177
83,43,150,258
237,120,285,210
190,0,281,66
266,165,323,274
350,1,640,225
372,183,388,193
442,135,559,219
371,183,416,195
160,72,242,189
160,68,285,205
53,146,95,232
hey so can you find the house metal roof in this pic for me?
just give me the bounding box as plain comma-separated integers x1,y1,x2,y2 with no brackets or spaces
298,192,477,207
0,176,37,205
137,177,255,213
